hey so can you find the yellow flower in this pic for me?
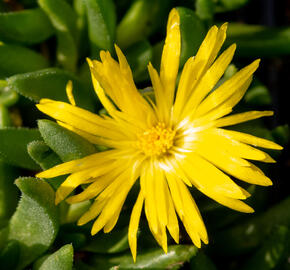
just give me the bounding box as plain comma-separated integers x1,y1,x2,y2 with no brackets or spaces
36,9,282,261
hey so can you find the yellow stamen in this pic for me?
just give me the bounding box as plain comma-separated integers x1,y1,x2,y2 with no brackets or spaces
137,123,175,156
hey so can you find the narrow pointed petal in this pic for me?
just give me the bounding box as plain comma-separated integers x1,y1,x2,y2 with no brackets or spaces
195,76,253,117
196,60,260,115
129,191,144,262
66,80,76,106
183,44,237,118
160,8,181,109
36,151,116,178
215,111,274,127
220,129,283,150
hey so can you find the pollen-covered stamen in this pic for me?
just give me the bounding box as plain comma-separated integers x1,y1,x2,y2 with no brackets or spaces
138,122,175,156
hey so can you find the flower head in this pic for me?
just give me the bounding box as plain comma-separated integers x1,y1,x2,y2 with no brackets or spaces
36,8,282,261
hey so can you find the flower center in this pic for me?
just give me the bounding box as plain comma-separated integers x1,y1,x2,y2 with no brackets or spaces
138,122,175,156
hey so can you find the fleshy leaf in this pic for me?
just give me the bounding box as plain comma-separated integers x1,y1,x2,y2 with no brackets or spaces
0,161,19,219
190,251,217,270
63,200,91,224
7,68,95,111
116,0,171,49
225,23,290,57
38,119,96,162
0,240,20,270
0,44,49,78
88,245,197,269
216,0,249,12
195,0,215,21
83,227,129,254
176,7,206,66
0,80,18,107
84,0,116,55
28,140,62,170
57,232,86,250
241,226,289,270
38,0,78,71
27,140,64,190
0,8,54,44
0,105,12,127
244,80,272,106
213,196,290,255
33,244,73,270
8,177,59,269
0,128,41,170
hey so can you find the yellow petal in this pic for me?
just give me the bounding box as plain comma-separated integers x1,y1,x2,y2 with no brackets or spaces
66,172,115,204
182,44,236,118
91,181,133,235
196,60,259,115
196,128,273,162
173,57,203,123
65,80,76,106
214,111,274,127
129,191,144,262
183,153,247,200
220,129,283,150
205,192,254,213
36,151,116,178
196,146,273,186
195,76,253,117
176,179,208,244
164,181,179,244
160,8,181,109
147,62,168,123
37,101,125,140
144,163,158,234
78,199,107,225
154,165,168,227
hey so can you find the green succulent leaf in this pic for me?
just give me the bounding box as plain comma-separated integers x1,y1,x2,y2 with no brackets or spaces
190,251,217,270
33,244,73,270
0,128,41,170
73,0,89,58
176,7,206,67
38,119,96,162
213,196,290,255
0,8,54,44
27,140,62,170
216,0,249,12
116,0,171,49
0,105,12,127
38,0,78,71
88,245,197,269
0,44,49,77
0,80,18,107
195,0,215,21
84,0,116,56
7,68,95,111
271,125,289,146
244,80,272,106
225,23,290,57
0,161,19,220
57,232,86,250
84,227,129,254
27,140,64,190
63,200,91,224
8,177,59,270
0,240,20,269
241,226,289,270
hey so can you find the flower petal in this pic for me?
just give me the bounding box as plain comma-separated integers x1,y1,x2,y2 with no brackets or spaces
160,8,181,110
214,111,274,127
129,191,144,262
